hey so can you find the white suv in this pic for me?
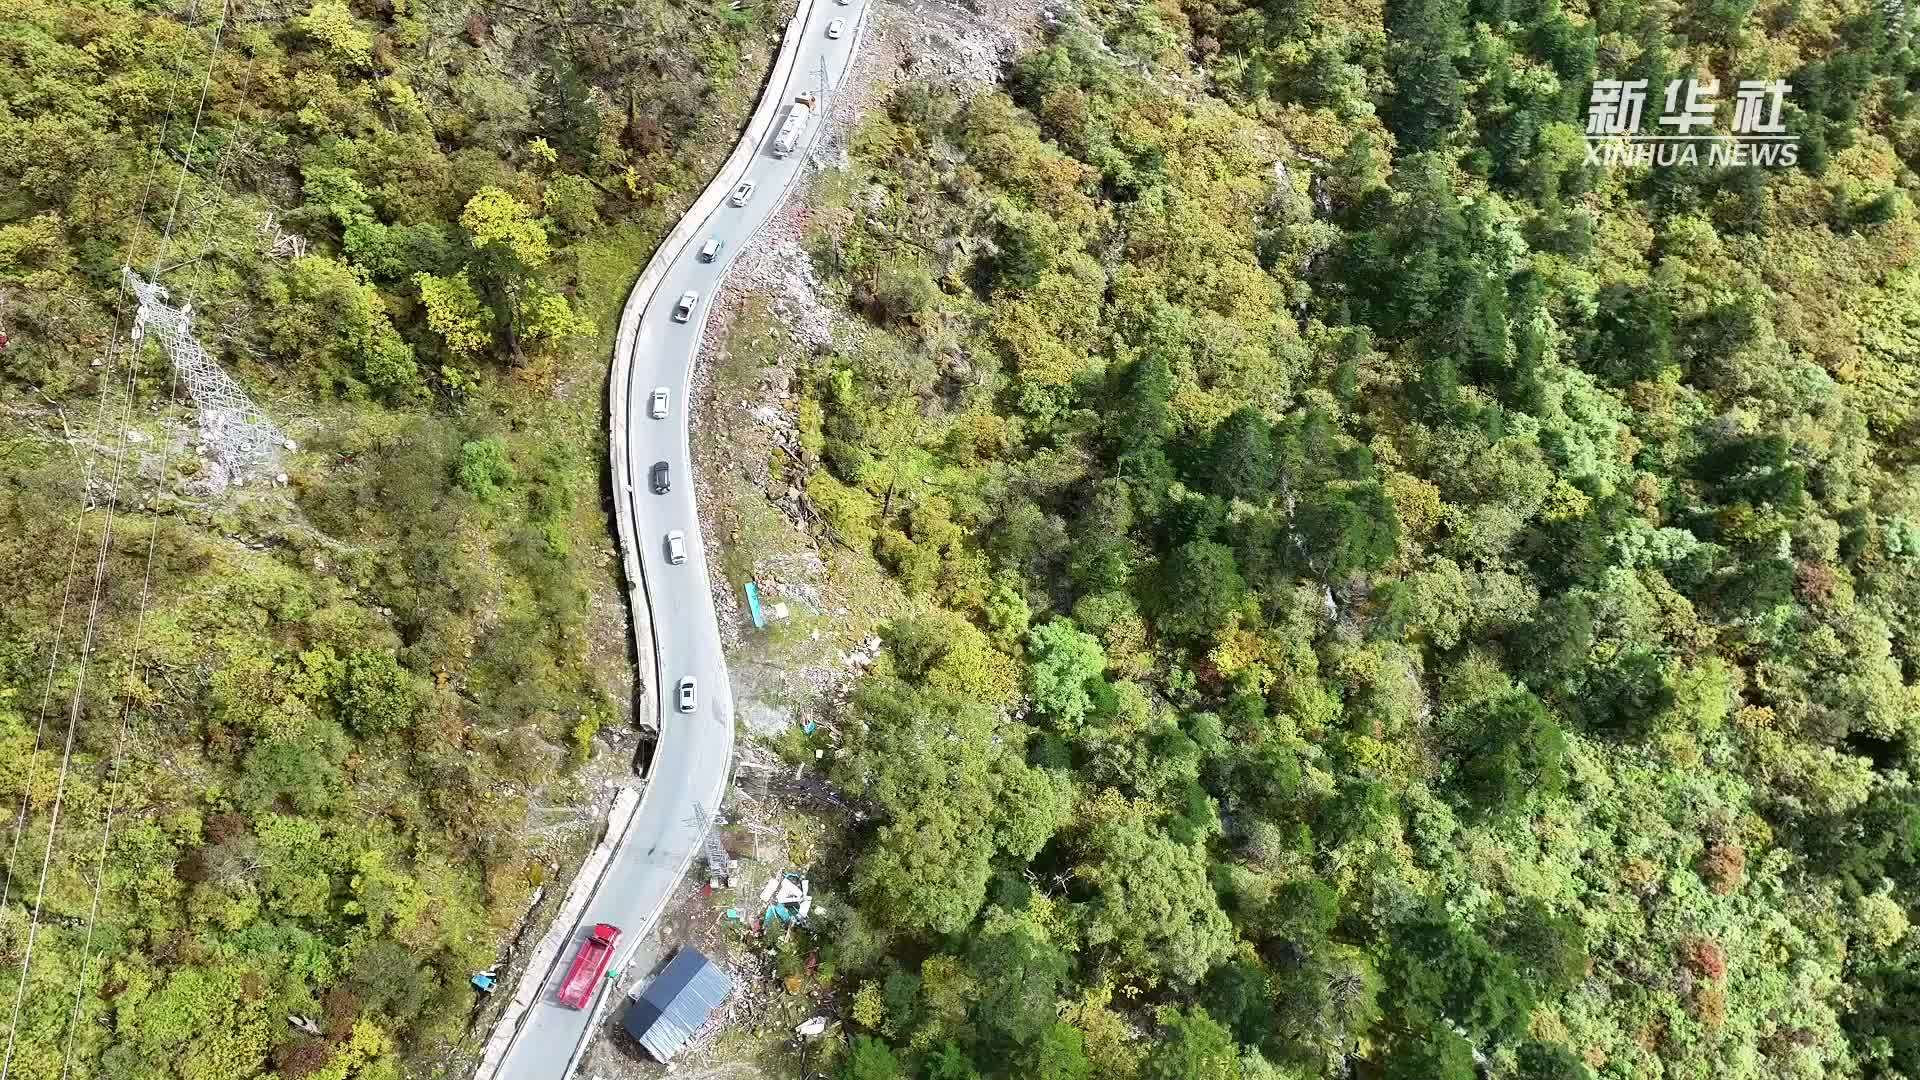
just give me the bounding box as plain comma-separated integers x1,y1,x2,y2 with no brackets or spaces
666,530,687,564
649,386,669,419
672,291,699,322
729,180,756,206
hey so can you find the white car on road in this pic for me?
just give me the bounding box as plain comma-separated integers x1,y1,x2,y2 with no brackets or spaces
677,677,697,713
665,530,687,564
729,180,756,206
649,386,669,419
826,18,845,37
672,291,699,322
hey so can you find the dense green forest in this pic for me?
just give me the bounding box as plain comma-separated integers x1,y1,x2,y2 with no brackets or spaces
792,0,1920,1077
0,0,778,1076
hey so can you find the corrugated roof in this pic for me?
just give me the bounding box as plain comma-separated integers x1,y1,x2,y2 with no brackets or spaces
622,947,733,1062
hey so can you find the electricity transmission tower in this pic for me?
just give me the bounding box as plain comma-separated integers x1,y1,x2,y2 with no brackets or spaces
689,803,736,885
125,267,284,487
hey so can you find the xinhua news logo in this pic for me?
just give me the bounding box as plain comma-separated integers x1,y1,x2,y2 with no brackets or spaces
1585,79,1798,167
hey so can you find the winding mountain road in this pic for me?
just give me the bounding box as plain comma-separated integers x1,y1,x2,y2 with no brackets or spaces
486,2,868,1076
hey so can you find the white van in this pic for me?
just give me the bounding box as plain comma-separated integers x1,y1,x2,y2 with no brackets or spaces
698,237,723,262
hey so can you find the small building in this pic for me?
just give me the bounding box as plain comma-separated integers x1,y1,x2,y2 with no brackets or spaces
622,947,733,1062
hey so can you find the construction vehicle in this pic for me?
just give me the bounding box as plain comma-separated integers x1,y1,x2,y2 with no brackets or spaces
556,923,622,1009
771,92,818,158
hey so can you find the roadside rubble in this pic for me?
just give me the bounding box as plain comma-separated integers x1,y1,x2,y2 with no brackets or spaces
727,235,834,352
578,771,858,1078
900,23,1009,94
892,0,1054,98
749,869,819,927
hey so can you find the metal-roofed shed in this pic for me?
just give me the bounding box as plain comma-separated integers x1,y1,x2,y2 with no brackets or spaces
622,947,733,1062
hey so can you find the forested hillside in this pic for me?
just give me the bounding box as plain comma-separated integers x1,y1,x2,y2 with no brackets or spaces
792,0,1920,1076
0,0,777,1076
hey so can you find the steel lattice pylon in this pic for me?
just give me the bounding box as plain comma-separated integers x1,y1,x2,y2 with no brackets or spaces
124,267,282,486
690,803,731,879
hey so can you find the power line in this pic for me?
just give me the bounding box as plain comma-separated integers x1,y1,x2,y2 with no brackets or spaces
55,361,185,1080
48,3,239,1072
0,502,90,907
150,0,231,274
0,11,200,914
0,0,199,919
0,2,234,1075
0,327,143,1080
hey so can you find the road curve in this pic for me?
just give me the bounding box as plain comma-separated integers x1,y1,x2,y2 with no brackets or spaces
487,1,869,1076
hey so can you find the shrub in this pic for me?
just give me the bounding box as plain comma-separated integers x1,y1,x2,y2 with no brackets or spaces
455,438,515,502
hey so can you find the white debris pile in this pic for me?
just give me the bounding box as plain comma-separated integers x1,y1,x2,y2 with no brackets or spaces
727,235,834,352
844,635,881,670
753,551,828,616
757,870,817,923
902,26,1013,93
892,0,1060,97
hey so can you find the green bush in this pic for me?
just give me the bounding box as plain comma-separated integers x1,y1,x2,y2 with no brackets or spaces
454,437,515,502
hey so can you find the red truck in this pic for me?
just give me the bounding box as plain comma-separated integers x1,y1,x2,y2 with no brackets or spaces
556,923,622,1009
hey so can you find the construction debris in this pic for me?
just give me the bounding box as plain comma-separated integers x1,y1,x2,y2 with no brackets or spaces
753,870,816,933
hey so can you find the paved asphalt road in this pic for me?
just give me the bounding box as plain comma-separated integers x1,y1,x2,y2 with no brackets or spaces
492,2,866,1076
